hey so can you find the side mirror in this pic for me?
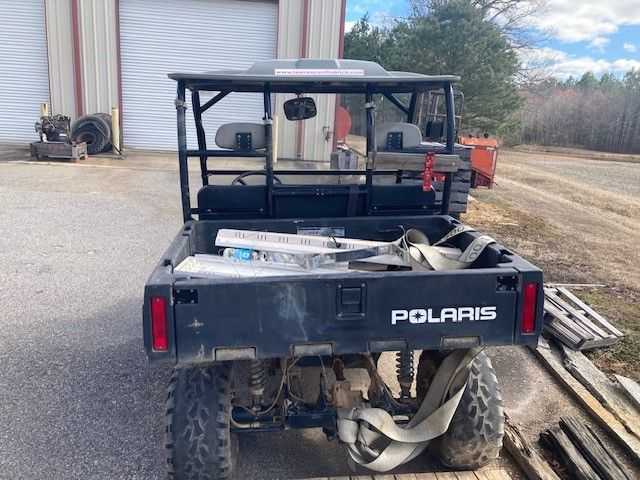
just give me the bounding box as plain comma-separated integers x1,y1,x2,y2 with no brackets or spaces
283,97,317,121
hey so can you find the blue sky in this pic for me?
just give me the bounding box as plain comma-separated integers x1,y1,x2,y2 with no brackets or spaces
346,0,640,79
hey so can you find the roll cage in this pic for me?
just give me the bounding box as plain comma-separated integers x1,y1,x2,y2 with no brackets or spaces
170,60,460,223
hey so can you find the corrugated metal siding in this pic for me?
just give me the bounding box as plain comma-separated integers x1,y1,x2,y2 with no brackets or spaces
0,0,50,143
275,0,304,159
301,93,336,161
274,0,343,161
77,0,119,115
307,0,342,60
45,0,76,118
302,0,342,161
277,0,303,58
119,0,277,150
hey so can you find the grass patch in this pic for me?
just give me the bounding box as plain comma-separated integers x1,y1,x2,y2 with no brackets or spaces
463,199,598,284
579,287,640,381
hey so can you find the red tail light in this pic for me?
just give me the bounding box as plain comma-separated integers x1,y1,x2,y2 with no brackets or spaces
521,282,538,334
150,296,169,351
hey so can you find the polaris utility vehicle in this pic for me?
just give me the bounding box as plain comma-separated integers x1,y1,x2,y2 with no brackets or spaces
143,59,543,479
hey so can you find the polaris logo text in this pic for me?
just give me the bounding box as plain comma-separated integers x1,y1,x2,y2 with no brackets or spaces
391,306,497,325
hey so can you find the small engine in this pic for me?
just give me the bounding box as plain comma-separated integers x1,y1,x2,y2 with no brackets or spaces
35,114,71,142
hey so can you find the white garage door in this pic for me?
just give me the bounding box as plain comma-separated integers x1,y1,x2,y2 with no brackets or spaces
119,0,277,150
0,0,50,143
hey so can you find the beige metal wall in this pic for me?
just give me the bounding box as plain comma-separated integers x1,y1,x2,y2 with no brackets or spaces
45,0,76,117
276,0,303,62
303,0,343,162
276,0,345,162
76,0,119,115
275,0,304,159
45,0,118,118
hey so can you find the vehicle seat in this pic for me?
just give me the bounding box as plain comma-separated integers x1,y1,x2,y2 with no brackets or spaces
376,122,422,151
215,122,266,151
425,120,445,140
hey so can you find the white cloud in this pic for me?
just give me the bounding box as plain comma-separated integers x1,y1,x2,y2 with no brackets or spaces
589,37,609,52
521,46,640,79
344,20,356,33
610,59,640,71
529,0,640,43
521,46,569,66
623,43,638,53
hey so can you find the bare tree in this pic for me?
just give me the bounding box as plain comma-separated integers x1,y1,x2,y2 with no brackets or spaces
517,72,640,154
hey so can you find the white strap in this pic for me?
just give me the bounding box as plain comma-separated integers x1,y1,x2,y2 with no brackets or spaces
398,227,495,271
337,348,482,472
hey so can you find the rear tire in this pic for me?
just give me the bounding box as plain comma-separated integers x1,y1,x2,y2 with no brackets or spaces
417,351,504,469
166,364,236,480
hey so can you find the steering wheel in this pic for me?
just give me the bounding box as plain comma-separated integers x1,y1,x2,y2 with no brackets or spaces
231,171,282,186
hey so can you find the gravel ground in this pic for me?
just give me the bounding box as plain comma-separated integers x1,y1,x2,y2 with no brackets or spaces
0,160,180,479
0,153,635,479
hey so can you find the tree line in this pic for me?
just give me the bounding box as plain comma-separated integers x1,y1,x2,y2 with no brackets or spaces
518,72,640,154
344,0,640,154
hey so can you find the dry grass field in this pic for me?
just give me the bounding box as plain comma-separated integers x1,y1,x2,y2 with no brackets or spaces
463,148,640,380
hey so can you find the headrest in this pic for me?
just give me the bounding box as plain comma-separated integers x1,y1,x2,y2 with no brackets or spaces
215,122,266,150
376,122,422,150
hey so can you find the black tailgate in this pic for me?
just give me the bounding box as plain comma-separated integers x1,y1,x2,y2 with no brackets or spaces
171,267,542,363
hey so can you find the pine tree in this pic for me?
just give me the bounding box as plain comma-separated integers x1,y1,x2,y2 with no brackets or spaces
344,1,521,132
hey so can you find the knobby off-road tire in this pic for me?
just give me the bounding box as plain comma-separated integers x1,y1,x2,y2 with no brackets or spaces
166,364,237,480
417,350,505,470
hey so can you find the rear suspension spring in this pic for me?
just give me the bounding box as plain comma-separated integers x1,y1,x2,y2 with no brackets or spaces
396,349,414,399
249,360,267,408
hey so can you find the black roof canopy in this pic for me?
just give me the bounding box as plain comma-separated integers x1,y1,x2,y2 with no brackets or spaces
169,58,459,93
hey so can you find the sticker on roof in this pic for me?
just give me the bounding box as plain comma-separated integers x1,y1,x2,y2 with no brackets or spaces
274,69,366,76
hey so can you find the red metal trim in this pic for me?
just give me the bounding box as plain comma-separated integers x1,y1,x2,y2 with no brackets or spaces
114,0,124,149
71,0,84,117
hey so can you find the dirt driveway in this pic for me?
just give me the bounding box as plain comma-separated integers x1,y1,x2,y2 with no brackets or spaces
465,148,640,379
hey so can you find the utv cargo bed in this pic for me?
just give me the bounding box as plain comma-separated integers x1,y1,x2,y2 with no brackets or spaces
144,215,542,364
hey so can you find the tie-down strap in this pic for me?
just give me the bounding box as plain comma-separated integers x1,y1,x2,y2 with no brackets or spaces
336,348,482,472
396,225,495,271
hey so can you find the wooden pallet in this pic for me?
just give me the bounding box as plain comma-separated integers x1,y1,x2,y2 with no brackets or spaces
532,339,640,463
543,287,623,350
614,374,640,410
504,416,561,480
541,417,632,480
30,141,88,162
300,461,515,480
301,470,513,480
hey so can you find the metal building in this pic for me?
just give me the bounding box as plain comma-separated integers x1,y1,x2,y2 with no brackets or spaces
0,0,345,160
